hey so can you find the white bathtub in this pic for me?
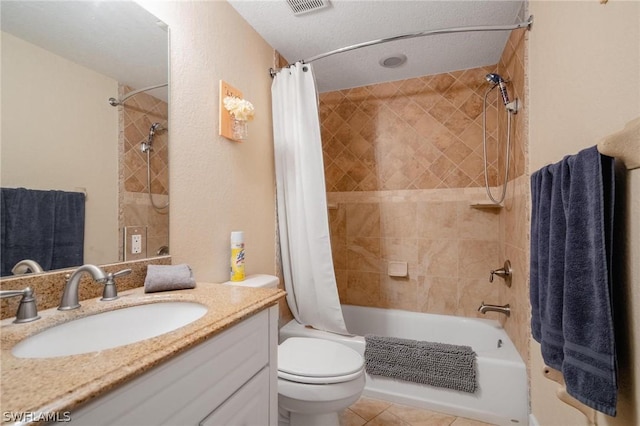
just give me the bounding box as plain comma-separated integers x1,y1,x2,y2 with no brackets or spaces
279,305,529,426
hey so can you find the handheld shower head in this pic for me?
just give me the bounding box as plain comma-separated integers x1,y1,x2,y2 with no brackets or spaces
149,122,163,137
141,122,165,153
485,73,511,107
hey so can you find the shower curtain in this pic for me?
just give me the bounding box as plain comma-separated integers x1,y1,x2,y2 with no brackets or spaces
271,62,349,335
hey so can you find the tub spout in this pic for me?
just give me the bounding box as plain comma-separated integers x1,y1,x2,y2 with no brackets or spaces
478,302,510,317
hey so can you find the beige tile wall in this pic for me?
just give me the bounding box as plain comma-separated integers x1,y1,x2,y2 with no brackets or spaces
321,45,529,359
496,28,529,363
119,86,170,259
320,66,499,192
328,189,501,318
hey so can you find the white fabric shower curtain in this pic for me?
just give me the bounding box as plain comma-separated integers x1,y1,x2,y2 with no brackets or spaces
271,63,349,335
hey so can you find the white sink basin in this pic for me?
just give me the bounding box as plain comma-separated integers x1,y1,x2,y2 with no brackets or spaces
12,302,208,359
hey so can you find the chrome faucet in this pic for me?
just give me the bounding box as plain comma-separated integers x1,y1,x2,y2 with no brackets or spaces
11,259,44,275
59,264,108,310
478,302,511,317
0,287,41,323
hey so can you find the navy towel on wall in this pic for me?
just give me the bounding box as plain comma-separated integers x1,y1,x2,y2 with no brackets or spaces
1,188,85,276
530,146,617,416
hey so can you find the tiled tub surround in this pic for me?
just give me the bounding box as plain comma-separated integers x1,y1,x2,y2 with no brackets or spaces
320,37,530,363
497,175,529,363
328,188,501,318
119,85,169,260
321,66,506,320
319,65,500,192
1,283,285,422
496,27,529,364
0,257,170,321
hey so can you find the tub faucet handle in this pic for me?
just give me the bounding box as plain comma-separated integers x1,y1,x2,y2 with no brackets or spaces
490,260,512,287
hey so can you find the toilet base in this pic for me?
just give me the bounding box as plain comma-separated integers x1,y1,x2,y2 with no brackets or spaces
291,411,340,426
278,408,341,426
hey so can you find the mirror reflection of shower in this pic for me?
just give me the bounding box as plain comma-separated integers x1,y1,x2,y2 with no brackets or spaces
142,122,169,211
482,73,517,205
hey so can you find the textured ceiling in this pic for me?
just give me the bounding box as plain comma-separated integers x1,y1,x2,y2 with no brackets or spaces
229,0,526,92
1,1,526,97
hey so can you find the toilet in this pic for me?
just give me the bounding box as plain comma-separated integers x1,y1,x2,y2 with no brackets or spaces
225,274,365,426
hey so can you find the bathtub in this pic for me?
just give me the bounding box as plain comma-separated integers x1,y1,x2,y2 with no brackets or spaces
279,305,528,426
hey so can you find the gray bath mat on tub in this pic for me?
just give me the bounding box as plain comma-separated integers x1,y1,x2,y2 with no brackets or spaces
364,334,477,393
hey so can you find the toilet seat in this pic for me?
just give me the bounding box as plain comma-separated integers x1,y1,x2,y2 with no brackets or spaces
278,337,364,384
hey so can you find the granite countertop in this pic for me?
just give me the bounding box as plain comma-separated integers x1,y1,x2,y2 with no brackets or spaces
0,283,285,423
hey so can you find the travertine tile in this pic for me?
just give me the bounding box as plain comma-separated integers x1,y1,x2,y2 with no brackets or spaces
323,34,528,335
346,271,381,307
340,408,367,426
347,237,382,273
348,397,393,421
458,240,499,279
319,66,500,193
346,203,381,238
416,201,458,239
417,239,459,278
379,276,418,311
366,410,410,426
386,403,457,425
380,202,417,238
417,276,458,315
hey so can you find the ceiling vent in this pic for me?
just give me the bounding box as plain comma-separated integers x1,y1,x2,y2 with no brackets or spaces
286,0,330,16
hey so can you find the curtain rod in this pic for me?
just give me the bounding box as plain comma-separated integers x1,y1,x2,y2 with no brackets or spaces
108,83,168,107
269,15,534,78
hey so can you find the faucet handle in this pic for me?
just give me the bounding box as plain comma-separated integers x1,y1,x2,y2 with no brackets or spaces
489,260,512,287
101,269,132,301
0,287,40,323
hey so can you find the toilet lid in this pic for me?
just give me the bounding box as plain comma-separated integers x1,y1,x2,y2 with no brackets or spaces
278,337,364,384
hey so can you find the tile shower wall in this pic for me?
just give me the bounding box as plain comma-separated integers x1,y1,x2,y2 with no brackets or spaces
321,66,499,192
320,66,506,319
496,27,529,362
119,86,169,260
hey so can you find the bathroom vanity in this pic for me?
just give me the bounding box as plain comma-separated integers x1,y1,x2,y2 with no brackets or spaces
0,283,285,425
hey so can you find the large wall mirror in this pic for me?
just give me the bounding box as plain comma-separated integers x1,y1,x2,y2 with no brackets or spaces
0,1,169,277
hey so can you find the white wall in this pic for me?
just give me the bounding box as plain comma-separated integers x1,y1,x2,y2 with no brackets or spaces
528,1,640,425
1,31,120,266
137,1,277,282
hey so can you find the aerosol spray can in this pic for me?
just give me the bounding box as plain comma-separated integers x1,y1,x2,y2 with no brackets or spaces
230,231,245,281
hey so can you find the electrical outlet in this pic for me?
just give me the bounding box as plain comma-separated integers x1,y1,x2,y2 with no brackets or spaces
132,235,142,254
124,226,147,261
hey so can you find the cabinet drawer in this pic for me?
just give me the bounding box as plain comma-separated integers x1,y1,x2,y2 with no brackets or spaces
67,310,269,425
199,367,270,426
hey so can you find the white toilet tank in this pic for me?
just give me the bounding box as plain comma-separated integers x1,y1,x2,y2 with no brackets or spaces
223,274,279,289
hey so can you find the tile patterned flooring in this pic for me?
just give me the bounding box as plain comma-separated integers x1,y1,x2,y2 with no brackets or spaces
342,397,495,426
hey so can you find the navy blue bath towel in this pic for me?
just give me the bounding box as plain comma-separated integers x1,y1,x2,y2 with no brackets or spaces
1,188,85,276
530,146,617,416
